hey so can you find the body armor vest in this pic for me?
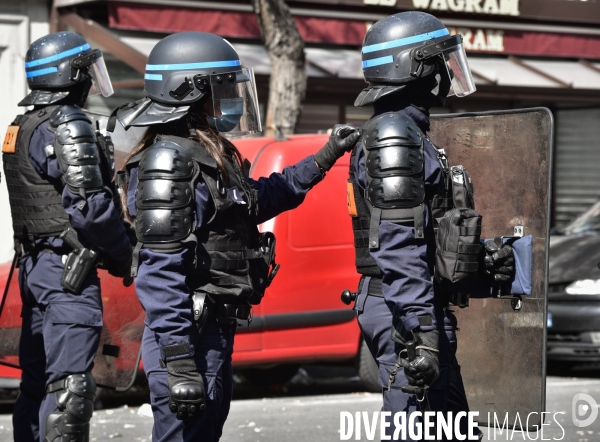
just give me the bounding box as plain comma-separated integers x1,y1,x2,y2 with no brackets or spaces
348,113,480,289
2,106,70,249
348,113,448,278
130,135,275,305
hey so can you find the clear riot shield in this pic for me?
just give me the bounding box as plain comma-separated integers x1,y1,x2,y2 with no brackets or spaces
0,265,145,391
429,108,553,430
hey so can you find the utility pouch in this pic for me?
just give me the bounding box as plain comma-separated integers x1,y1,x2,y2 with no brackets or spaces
434,208,482,284
60,228,98,293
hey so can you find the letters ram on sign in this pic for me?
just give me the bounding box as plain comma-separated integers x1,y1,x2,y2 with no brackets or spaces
364,0,520,17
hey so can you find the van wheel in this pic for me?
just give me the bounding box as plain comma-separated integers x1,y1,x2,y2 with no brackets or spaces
358,339,380,392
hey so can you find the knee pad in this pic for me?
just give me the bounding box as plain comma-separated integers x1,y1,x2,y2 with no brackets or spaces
44,372,96,442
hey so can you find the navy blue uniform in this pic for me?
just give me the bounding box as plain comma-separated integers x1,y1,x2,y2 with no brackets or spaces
354,105,473,440
127,155,323,441
13,122,131,442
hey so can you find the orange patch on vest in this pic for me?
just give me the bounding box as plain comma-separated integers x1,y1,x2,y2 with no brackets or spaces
2,126,20,154
347,181,358,217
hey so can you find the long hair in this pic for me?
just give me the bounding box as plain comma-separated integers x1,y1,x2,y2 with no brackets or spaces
118,100,245,223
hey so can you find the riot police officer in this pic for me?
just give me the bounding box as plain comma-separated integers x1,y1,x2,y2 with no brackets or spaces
348,12,514,439
2,32,132,442
114,32,359,441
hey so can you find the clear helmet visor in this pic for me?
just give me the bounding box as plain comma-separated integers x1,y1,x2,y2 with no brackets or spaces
442,42,476,97
209,67,262,137
88,54,114,98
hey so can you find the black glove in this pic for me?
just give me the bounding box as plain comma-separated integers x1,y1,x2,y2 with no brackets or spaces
106,254,133,287
166,357,206,422
399,330,440,395
483,240,515,282
314,124,360,171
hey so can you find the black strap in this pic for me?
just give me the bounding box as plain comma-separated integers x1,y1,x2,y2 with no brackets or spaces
115,171,129,186
369,207,382,249
352,218,370,230
162,342,191,359
455,262,479,273
10,209,67,221
46,378,67,394
459,226,481,236
8,196,62,206
354,237,370,248
106,102,131,133
458,244,482,254
6,183,57,193
358,276,384,298
130,241,142,277
413,204,425,239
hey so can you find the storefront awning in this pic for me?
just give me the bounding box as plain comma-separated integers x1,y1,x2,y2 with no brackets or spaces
120,36,600,91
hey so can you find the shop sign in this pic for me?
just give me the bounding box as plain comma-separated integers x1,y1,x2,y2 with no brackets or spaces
449,27,505,52
363,0,520,16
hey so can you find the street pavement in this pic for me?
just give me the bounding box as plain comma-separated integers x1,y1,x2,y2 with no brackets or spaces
1,372,600,441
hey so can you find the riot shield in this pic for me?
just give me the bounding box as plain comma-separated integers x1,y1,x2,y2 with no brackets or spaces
0,264,145,391
429,108,552,430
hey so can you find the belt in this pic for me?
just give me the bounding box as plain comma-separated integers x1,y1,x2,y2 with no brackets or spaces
359,276,384,298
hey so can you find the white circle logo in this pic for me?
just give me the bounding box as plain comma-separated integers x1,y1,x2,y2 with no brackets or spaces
572,393,599,428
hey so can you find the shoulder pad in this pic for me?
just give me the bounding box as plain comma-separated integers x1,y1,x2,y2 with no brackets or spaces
362,113,422,150
161,135,217,170
49,105,90,128
139,140,195,180
363,113,425,209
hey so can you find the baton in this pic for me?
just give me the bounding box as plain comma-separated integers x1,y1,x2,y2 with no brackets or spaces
0,253,18,318
406,341,431,413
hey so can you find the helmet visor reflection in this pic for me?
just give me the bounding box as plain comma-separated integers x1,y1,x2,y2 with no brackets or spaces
88,53,114,98
210,67,262,136
442,42,476,97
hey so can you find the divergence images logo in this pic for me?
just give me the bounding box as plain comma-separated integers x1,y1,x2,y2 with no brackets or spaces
572,393,598,428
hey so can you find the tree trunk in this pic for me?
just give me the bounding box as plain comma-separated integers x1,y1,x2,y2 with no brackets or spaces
251,0,306,137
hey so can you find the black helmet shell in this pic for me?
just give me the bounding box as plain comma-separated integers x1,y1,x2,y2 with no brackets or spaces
24,32,94,90
144,32,242,105
361,11,450,85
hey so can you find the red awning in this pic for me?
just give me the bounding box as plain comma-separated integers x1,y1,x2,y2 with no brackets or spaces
108,2,367,45
108,1,600,59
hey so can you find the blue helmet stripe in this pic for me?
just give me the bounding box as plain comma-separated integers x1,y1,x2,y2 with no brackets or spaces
144,73,163,81
26,66,59,78
362,29,449,54
146,60,241,71
362,56,394,69
25,43,91,69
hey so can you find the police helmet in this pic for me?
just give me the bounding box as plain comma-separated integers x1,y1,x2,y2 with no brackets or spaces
120,32,261,136
20,32,113,106
355,11,476,107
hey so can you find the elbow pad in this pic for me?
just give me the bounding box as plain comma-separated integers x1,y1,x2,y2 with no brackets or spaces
50,105,103,195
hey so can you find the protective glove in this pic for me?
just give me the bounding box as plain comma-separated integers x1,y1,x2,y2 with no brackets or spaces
314,124,361,171
483,240,515,282
106,254,133,287
166,357,206,422
399,330,440,395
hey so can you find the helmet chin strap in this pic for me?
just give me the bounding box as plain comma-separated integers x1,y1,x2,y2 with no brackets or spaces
430,60,452,108
56,76,93,108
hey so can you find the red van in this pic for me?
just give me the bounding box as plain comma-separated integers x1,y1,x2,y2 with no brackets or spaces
0,134,379,395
